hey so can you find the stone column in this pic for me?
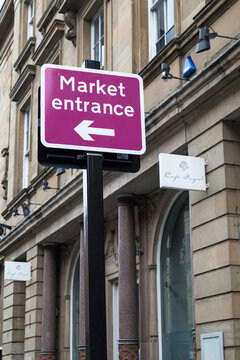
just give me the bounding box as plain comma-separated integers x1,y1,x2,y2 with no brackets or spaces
79,222,86,360
117,194,138,360
40,244,57,360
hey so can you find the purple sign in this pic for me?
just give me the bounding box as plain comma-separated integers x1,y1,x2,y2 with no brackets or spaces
41,64,145,155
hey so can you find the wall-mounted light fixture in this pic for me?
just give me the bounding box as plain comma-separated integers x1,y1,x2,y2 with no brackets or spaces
196,27,239,53
13,207,20,216
56,168,65,176
13,203,31,217
21,202,30,217
161,63,190,81
0,223,12,236
42,179,59,191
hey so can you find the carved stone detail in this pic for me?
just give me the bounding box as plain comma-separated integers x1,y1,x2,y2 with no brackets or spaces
1,148,9,200
64,10,76,46
105,220,118,259
105,229,115,257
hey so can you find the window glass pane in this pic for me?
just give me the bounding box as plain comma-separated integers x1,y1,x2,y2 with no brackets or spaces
29,0,33,21
91,9,104,68
156,37,165,53
94,18,99,45
167,0,174,30
24,110,30,154
27,0,34,38
161,193,194,360
101,12,104,38
166,26,174,44
156,1,165,40
94,44,99,62
101,40,104,68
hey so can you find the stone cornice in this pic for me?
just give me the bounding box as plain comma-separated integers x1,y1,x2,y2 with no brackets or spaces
37,0,58,35
58,0,83,13
1,167,54,219
32,19,65,65
9,64,36,102
193,0,239,27
13,37,36,71
0,171,84,253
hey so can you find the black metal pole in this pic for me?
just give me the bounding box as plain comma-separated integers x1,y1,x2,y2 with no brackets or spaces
83,153,107,360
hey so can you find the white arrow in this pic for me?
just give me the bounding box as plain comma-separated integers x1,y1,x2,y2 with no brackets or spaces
74,120,115,141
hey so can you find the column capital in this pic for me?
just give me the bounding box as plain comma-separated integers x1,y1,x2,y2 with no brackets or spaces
116,193,135,207
40,351,56,360
42,242,58,248
118,339,139,345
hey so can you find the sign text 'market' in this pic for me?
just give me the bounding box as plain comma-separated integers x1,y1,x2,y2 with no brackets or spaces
60,75,126,97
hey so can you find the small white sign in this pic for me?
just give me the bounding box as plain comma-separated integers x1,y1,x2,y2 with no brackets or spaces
159,153,207,191
201,332,224,360
4,261,31,281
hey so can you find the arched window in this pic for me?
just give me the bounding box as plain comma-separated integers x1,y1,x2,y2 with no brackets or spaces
159,192,194,359
71,255,80,360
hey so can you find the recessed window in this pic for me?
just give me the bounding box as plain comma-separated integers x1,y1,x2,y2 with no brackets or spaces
148,0,174,59
27,0,34,38
112,282,119,360
22,108,31,188
91,8,104,68
159,192,194,359
71,255,80,360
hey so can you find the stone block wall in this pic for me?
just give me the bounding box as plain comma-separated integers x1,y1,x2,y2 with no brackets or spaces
2,280,25,359
189,121,240,360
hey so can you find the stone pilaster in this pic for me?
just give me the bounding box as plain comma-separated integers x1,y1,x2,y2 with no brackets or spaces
40,244,57,360
25,245,44,359
2,279,25,360
117,194,138,360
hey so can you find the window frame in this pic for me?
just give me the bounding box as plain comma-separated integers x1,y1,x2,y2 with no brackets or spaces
148,0,174,59
27,0,34,39
112,281,119,360
22,107,31,189
91,7,104,69
70,254,80,360
157,191,194,360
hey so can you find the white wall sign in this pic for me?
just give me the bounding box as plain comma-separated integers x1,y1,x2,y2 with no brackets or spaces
159,153,207,191
4,261,31,281
201,332,224,360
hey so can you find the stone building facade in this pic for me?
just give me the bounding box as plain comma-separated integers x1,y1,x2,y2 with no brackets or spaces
0,0,240,359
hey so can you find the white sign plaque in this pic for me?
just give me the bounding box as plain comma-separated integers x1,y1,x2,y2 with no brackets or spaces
201,332,224,360
4,261,31,281
159,153,207,191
